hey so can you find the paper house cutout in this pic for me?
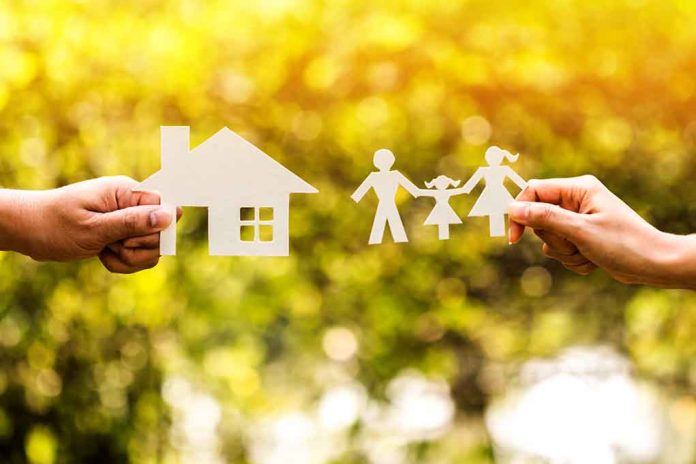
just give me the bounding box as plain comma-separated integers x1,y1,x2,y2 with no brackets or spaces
135,126,318,256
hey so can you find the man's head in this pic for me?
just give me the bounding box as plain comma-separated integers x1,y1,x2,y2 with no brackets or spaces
373,148,395,171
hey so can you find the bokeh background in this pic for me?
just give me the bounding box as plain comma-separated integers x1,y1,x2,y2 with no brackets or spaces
1,0,695,463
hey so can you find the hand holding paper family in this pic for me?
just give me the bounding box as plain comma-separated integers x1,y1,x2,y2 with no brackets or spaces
351,146,527,243
0,126,694,289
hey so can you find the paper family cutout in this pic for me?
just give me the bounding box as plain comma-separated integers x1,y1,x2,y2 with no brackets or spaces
135,126,318,257
352,146,527,243
136,126,525,257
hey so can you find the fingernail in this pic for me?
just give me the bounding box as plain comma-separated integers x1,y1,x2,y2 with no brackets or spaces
149,208,171,228
508,201,529,221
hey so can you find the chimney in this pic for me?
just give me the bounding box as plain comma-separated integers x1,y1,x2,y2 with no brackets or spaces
160,126,190,170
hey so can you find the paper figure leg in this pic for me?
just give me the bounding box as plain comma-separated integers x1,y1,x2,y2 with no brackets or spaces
368,215,387,245
160,203,177,255
489,214,506,237
386,211,408,243
438,224,450,240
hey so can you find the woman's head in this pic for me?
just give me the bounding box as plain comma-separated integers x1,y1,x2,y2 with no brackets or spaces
425,175,460,190
484,146,519,166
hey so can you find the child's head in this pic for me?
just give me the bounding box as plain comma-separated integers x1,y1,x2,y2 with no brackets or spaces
373,149,396,171
484,146,519,166
425,175,461,190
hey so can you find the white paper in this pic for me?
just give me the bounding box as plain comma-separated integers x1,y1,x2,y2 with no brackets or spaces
352,145,527,241
351,149,420,244
135,126,318,256
462,146,527,237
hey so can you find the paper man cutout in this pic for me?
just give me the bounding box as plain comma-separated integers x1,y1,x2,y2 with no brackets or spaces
419,175,468,240
135,126,318,256
351,149,420,244
462,146,527,237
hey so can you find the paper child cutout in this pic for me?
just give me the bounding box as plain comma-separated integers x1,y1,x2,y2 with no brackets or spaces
351,149,421,244
418,175,468,240
462,146,527,237
135,126,318,257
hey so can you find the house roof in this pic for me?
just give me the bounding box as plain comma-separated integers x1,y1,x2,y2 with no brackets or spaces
135,127,318,205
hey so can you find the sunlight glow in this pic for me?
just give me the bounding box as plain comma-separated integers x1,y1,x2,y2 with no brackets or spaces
486,346,665,464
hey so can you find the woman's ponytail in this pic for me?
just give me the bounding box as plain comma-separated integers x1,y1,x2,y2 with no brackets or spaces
504,151,519,163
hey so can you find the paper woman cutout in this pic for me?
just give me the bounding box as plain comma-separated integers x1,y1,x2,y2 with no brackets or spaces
462,146,527,237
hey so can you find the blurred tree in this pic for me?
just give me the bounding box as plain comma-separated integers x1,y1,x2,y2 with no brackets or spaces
0,0,694,462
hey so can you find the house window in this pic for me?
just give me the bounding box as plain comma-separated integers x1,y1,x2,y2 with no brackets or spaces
240,207,274,242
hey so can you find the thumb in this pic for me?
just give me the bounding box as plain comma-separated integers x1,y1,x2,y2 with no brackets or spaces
96,205,173,244
508,201,582,239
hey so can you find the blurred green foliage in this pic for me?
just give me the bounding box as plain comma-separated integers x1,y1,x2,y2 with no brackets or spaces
0,0,695,462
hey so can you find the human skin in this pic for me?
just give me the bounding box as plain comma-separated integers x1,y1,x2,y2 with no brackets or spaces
0,176,180,274
508,175,696,290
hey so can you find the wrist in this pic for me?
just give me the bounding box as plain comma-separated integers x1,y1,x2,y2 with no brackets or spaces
653,232,696,290
0,189,51,258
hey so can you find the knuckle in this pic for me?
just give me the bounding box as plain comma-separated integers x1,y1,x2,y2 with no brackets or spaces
113,175,135,185
578,265,595,275
123,210,140,235
580,174,597,183
526,179,541,191
538,204,555,222
84,215,101,233
121,238,137,248
102,259,118,273
579,174,601,191
119,248,139,266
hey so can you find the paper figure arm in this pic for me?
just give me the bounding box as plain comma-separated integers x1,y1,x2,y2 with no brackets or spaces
505,166,528,190
461,169,484,194
444,186,470,196
351,173,375,203
396,172,421,198
416,188,436,197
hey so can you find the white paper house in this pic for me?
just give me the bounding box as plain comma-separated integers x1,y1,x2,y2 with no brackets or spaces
135,126,318,256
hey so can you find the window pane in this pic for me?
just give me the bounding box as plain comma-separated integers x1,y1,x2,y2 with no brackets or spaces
259,207,274,221
259,225,273,242
240,225,256,242
240,207,256,221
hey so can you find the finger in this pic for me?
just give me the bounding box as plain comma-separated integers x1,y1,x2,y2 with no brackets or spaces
99,249,153,274
122,233,160,250
96,205,173,244
564,261,597,276
509,220,526,245
508,201,583,241
509,176,602,244
99,250,131,274
107,176,161,208
543,244,591,266
99,249,159,274
535,229,579,256
515,176,600,210
117,247,161,268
